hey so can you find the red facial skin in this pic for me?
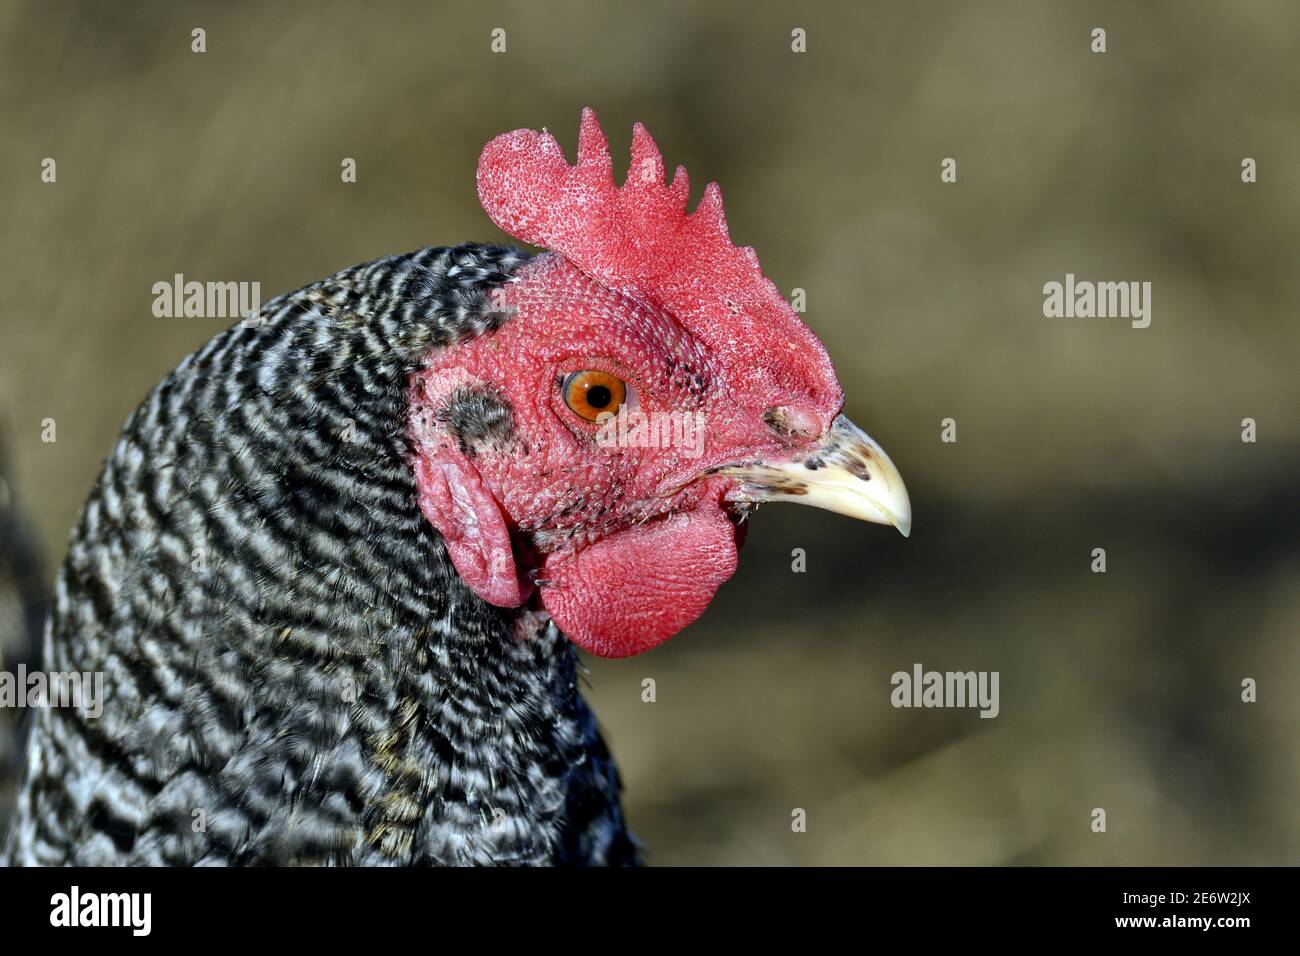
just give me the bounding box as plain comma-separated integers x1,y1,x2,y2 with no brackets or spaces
411,108,848,657
409,254,844,658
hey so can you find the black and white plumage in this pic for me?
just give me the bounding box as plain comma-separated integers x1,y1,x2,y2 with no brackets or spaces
3,110,914,868
3,245,638,865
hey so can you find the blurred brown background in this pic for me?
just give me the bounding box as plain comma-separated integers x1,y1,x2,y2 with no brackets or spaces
1,1,1297,864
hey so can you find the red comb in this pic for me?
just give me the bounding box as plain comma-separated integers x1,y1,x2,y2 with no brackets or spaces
476,108,837,388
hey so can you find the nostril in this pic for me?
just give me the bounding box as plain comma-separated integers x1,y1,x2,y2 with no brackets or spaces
763,405,821,440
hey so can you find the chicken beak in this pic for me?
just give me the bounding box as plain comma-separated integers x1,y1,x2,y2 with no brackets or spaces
718,414,912,537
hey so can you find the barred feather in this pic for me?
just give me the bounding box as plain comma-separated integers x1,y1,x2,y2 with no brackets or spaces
2,244,638,866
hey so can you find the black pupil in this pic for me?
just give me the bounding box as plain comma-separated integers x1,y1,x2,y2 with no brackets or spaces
586,384,613,409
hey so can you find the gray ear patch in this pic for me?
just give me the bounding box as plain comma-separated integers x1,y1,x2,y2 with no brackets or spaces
440,385,517,456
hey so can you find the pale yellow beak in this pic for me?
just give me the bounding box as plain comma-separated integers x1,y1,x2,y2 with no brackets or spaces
717,414,912,537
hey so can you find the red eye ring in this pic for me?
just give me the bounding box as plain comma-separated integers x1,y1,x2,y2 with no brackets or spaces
562,370,627,422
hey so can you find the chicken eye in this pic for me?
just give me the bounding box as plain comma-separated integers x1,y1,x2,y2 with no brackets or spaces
562,370,627,422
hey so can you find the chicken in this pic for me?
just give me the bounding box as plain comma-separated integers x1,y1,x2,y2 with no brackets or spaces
1,109,909,866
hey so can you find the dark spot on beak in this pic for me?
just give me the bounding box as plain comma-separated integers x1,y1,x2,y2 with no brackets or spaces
741,476,808,496
845,460,871,481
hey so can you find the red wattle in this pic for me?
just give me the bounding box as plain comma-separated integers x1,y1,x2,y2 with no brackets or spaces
539,504,740,658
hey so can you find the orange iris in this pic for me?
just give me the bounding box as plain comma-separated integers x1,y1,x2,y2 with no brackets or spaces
563,370,627,422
